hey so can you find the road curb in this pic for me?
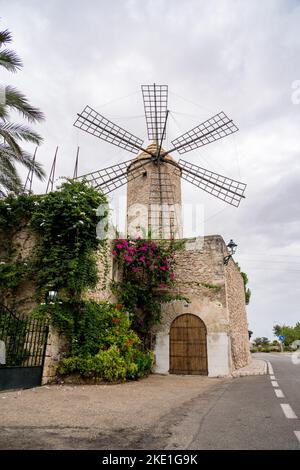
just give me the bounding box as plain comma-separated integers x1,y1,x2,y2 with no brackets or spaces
232,359,268,377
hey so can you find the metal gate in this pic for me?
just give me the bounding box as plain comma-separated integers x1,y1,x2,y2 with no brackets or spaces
0,304,49,390
169,314,208,375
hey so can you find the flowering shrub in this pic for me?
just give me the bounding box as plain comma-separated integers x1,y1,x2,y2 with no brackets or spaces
54,300,154,382
111,237,188,334
113,237,177,289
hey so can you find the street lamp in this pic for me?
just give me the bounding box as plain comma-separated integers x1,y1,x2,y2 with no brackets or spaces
223,239,238,265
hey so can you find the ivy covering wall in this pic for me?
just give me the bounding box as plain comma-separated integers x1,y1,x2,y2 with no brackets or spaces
0,181,153,382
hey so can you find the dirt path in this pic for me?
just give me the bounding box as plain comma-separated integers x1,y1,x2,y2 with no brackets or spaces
0,374,228,449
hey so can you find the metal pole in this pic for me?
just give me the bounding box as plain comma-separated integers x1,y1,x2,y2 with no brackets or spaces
73,146,79,179
46,146,58,194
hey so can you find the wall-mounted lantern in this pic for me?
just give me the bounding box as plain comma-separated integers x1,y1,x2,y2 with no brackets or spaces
48,290,58,302
223,239,238,265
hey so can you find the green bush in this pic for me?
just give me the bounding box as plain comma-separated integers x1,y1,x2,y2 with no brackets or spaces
57,345,153,382
53,300,154,382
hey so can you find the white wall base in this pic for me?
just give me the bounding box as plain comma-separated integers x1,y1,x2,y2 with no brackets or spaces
207,332,231,377
154,332,169,374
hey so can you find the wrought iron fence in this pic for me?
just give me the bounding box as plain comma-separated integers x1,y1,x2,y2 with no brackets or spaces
0,304,48,367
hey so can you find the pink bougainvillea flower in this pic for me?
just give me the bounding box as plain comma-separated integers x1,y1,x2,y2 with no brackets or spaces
124,255,133,262
112,250,117,255
161,266,166,271
127,246,136,254
139,256,145,262
139,246,148,252
116,244,124,249
132,267,141,272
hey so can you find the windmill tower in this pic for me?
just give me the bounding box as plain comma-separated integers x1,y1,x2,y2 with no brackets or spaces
126,143,182,239
73,84,246,239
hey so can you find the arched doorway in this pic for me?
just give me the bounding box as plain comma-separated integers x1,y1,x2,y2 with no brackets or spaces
169,314,208,375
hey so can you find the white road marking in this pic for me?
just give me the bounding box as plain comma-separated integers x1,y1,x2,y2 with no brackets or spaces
270,375,276,380
271,380,279,387
294,431,300,444
280,404,298,419
268,361,274,375
274,389,284,398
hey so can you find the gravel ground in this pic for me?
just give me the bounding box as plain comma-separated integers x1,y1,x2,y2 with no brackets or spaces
0,374,228,450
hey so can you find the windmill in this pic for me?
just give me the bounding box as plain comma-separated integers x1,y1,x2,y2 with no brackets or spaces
73,84,246,238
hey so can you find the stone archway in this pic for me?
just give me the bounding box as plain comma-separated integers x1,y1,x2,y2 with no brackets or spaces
169,314,208,375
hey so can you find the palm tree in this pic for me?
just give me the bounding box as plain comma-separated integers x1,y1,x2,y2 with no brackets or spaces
0,29,45,196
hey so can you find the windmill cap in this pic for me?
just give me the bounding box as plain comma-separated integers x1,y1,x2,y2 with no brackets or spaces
134,142,176,162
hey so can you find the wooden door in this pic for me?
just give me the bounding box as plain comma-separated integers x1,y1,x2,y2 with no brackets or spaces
169,314,208,375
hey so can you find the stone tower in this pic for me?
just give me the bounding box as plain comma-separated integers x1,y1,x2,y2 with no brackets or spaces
126,143,182,239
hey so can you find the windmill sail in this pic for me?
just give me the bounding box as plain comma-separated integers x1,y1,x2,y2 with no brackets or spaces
142,84,168,143
74,105,144,154
176,159,246,207
169,111,238,155
75,157,151,195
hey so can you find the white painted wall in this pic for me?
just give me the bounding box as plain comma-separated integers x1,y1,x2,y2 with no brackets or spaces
154,332,169,374
207,332,231,377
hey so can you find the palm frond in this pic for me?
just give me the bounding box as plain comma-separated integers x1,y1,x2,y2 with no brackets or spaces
0,121,42,145
0,49,22,72
0,29,12,47
18,150,46,180
0,157,22,194
0,143,45,180
2,86,44,122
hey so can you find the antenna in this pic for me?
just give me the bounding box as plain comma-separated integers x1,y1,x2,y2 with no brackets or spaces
46,146,58,194
24,146,37,193
73,146,80,179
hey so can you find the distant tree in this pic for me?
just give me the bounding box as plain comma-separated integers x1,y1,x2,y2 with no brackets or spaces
253,337,262,347
273,323,300,347
253,337,270,347
273,324,281,337
0,28,45,195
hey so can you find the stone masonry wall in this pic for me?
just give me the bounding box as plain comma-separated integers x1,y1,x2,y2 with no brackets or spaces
42,326,69,384
225,257,251,369
127,143,182,239
0,226,37,314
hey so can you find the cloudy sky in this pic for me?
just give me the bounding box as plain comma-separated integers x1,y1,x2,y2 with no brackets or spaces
1,0,300,339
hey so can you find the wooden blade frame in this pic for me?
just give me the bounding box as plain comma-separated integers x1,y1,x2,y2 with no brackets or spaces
173,159,246,207
75,157,151,195
142,84,168,143
74,105,145,155
168,111,238,155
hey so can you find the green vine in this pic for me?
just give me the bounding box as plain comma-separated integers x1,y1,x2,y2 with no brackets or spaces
0,180,108,304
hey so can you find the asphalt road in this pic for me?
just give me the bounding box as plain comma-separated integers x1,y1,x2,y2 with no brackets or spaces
184,353,300,450
1,354,299,450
